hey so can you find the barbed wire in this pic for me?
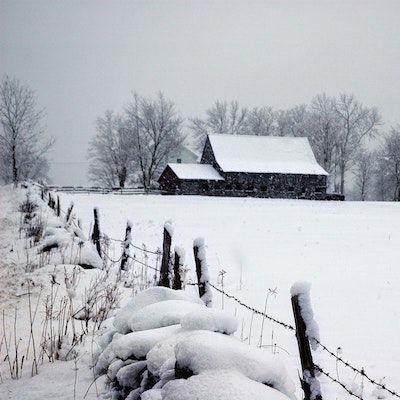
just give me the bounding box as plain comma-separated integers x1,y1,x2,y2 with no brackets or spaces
127,254,159,272
315,365,365,400
187,281,295,331
105,236,161,255
100,248,124,264
99,248,159,273
314,339,400,399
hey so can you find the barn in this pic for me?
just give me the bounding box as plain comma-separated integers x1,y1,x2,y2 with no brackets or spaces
158,134,340,200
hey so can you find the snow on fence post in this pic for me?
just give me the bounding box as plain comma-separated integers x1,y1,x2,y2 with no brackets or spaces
91,207,102,258
172,246,185,290
290,281,322,400
193,238,212,307
158,222,173,287
120,220,132,271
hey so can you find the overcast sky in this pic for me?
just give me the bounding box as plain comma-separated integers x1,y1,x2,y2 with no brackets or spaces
1,0,399,184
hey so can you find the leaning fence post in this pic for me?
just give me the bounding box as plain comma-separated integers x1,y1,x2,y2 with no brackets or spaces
172,247,185,290
91,207,102,258
66,202,74,224
158,222,173,287
120,220,132,271
193,238,212,306
291,282,322,400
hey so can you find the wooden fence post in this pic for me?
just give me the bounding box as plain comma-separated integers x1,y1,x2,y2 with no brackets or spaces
291,293,322,400
193,238,212,306
56,195,60,217
91,207,101,258
66,202,74,224
158,226,172,287
120,221,132,271
193,244,205,298
172,249,182,290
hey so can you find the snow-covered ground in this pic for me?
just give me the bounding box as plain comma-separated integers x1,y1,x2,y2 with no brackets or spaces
58,192,400,399
1,187,399,399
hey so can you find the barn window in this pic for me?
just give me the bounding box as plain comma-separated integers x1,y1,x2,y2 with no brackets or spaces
261,185,267,192
288,186,294,192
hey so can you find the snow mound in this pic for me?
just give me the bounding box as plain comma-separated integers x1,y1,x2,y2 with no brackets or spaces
141,389,162,400
181,308,238,334
175,331,295,399
46,215,63,228
113,287,203,334
116,360,147,387
146,330,193,378
39,229,71,252
129,300,204,332
95,287,293,400
161,369,291,400
77,241,103,269
95,325,180,375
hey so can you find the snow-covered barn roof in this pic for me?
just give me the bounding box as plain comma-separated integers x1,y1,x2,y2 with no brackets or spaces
167,163,224,181
208,134,328,176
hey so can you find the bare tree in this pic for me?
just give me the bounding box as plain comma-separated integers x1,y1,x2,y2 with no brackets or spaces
247,106,275,136
88,110,134,188
353,148,375,201
190,100,248,150
333,94,381,195
306,94,341,190
125,92,184,191
374,127,400,201
274,105,310,137
0,76,53,184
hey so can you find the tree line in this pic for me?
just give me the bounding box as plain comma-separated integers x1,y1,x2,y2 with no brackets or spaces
1,76,399,201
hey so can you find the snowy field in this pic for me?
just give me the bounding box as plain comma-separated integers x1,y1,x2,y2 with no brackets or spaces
1,187,399,400
56,192,400,399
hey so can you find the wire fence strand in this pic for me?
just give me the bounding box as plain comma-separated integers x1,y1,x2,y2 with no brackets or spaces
315,365,365,400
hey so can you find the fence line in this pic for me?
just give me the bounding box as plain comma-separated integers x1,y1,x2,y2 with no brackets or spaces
196,281,399,400
47,185,164,196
